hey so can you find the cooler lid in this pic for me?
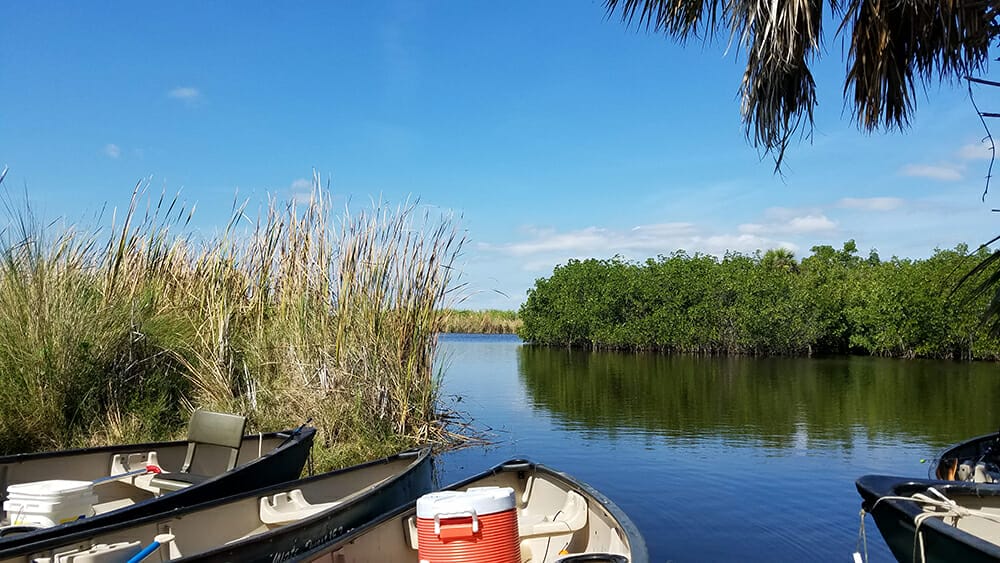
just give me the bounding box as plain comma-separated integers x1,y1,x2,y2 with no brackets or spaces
6,480,94,497
417,486,516,518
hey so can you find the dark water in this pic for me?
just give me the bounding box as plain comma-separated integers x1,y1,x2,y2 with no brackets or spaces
434,333,1000,562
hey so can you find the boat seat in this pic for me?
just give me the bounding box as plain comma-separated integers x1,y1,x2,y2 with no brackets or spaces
150,410,247,493
40,541,142,563
91,497,135,515
259,489,340,525
974,463,995,483
405,516,419,550
106,451,164,495
150,472,213,491
519,490,588,538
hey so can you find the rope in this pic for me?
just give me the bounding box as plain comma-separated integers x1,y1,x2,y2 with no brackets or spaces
855,508,869,563
867,487,1000,563
539,508,564,562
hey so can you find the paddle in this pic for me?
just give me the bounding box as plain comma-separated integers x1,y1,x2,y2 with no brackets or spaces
277,418,313,448
126,533,175,563
92,464,162,486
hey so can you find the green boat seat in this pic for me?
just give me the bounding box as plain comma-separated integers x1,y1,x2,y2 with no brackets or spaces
150,410,247,493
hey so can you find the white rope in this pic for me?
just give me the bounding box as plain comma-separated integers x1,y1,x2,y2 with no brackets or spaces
854,508,869,563
867,487,1000,563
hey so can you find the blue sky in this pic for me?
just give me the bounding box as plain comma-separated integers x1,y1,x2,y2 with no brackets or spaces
3,2,999,309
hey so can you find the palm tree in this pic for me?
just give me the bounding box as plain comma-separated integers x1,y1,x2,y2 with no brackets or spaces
605,0,999,168
761,248,798,272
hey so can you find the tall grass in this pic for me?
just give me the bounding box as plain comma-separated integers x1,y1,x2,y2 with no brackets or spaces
441,309,522,334
0,174,466,468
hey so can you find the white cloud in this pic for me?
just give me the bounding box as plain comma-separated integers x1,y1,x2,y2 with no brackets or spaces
498,226,616,257
958,142,993,161
899,164,962,181
630,223,698,238
837,197,905,211
482,221,796,264
289,178,315,204
787,215,835,233
739,213,836,235
103,143,121,159
737,223,763,234
700,234,797,255
168,87,202,105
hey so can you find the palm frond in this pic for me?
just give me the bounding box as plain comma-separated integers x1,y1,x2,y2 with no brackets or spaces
607,0,829,166
957,245,1000,337
605,0,1000,165
842,0,997,131
605,0,725,40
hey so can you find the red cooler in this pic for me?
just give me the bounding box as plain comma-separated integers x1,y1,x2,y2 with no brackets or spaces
416,486,520,563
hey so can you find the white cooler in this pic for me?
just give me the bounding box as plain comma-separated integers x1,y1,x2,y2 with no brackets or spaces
4,480,98,527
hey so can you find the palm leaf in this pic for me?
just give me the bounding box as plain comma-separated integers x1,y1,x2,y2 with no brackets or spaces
605,0,1000,165
956,240,1000,337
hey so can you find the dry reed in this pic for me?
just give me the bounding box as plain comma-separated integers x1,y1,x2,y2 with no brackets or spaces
440,309,522,334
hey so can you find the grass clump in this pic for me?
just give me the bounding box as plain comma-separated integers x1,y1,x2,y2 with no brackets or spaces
0,174,466,468
441,309,522,334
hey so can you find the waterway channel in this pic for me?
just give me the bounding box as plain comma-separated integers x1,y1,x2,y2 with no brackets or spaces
434,333,1000,562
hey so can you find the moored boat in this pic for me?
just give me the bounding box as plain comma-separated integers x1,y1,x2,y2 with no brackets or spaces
296,459,648,563
0,411,315,551
2,448,432,563
930,431,1000,484
856,474,1000,563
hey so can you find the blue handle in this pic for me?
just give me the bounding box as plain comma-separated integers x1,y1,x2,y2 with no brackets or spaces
125,540,161,563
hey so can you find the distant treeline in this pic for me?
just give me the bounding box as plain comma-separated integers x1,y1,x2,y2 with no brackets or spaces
517,241,1000,359
442,309,522,334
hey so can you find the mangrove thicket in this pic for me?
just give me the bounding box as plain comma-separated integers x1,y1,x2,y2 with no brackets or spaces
518,241,1000,359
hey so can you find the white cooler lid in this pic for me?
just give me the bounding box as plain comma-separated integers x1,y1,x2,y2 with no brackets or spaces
417,486,515,518
7,480,94,497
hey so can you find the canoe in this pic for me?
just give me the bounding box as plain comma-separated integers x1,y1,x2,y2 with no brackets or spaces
297,459,648,563
2,448,432,563
930,431,1000,483
0,413,315,551
856,474,1000,563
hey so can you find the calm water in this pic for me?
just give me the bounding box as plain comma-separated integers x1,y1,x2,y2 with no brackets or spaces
434,333,1000,562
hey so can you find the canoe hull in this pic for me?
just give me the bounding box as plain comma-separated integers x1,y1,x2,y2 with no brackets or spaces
930,432,1000,481
0,426,315,551
7,448,432,563
190,449,433,563
857,475,1000,563
297,459,649,563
